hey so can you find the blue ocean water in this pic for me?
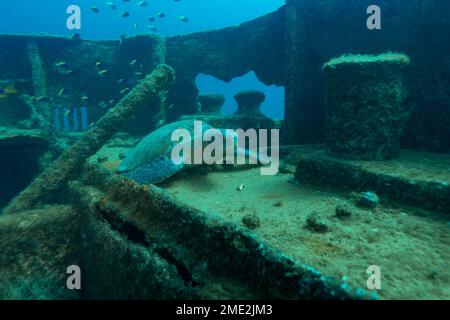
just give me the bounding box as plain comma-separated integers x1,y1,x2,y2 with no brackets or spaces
196,72,284,120
0,0,285,38
0,0,285,120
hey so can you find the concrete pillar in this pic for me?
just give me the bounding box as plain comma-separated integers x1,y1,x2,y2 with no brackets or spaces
323,53,410,160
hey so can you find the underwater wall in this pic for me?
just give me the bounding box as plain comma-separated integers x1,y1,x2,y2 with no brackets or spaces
0,34,165,135
0,34,167,206
165,0,450,152
282,0,450,152
165,6,286,121
0,0,449,152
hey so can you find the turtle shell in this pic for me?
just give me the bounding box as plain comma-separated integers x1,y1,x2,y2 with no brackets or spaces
118,120,213,183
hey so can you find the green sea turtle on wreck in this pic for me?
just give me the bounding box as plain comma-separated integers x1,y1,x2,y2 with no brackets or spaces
118,119,259,184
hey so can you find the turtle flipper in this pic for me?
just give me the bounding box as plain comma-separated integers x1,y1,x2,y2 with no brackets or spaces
121,157,184,184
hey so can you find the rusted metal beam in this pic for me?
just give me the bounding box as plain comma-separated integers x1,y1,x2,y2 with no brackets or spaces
3,64,175,215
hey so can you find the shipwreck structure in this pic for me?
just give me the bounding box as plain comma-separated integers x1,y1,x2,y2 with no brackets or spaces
0,0,449,299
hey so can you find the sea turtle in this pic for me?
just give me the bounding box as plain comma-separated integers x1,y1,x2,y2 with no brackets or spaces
118,120,258,184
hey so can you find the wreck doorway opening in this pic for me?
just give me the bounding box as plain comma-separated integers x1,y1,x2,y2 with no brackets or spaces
195,71,285,120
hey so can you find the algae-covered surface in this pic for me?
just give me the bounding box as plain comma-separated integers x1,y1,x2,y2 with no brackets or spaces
306,149,450,185
91,143,450,300
160,167,450,300
323,53,411,70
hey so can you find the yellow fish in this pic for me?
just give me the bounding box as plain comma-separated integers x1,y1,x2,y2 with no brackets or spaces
54,61,67,67
0,83,18,100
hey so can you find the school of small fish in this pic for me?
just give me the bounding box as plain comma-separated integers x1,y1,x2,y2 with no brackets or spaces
90,0,190,33
2,1,189,107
